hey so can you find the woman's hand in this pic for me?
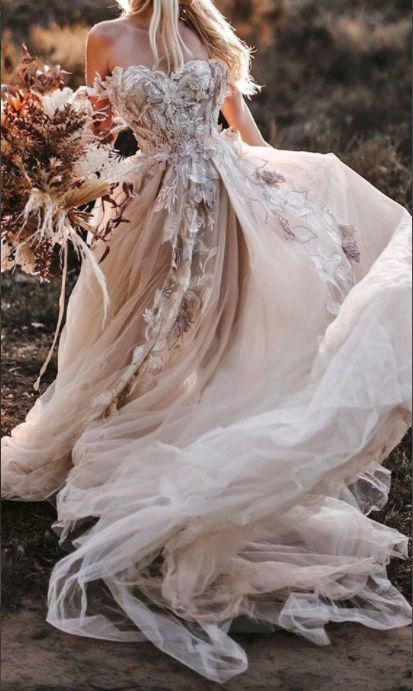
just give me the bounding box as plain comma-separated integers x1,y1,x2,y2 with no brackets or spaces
221,89,271,148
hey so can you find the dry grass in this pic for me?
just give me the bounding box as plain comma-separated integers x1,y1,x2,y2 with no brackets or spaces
31,23,90,86
2,0,114,37
330,15,411,53
1,0,411,609
343,135,411,209
1,30,23,85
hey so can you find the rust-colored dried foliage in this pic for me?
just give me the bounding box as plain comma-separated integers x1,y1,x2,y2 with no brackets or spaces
1,48,87,277
1,46,133,279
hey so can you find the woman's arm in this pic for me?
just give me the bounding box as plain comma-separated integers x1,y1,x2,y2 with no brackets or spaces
221,89,270,147
85,26,114,142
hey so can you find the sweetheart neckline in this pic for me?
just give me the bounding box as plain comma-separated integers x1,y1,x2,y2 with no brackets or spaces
100,58,227,85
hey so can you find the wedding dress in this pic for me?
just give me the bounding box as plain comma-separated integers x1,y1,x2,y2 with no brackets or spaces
2,58,412,682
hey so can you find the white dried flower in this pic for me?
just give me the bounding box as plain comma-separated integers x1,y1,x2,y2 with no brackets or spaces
41,87,75,117
74,143,120,183
71,87,94,117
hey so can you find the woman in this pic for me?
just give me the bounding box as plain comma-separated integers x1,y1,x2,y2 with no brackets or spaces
2,0,411,682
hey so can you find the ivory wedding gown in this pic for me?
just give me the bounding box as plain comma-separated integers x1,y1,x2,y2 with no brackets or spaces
2,58,412,682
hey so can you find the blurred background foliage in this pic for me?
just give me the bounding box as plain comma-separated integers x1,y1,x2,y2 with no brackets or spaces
2,0,411,207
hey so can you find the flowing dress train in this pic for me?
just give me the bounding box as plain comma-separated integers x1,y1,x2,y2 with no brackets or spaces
2,59,411,682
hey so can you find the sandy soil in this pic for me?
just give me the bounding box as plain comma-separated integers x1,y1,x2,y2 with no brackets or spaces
2,603,411,691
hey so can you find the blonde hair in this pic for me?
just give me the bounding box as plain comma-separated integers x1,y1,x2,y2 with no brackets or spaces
115,0,259,96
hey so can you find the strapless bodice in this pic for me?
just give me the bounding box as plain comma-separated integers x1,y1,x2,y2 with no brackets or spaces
92,57,362,323
94,58,231,158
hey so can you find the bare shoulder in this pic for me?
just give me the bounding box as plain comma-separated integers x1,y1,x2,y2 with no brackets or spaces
87,19,125,46
86,19,128,80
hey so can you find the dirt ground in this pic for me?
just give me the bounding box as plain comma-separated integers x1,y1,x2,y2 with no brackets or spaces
1,603,411,691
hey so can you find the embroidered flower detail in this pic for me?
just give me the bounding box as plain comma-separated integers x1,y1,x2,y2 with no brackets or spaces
172,308,192,339
255,169,286,187
310,251,344,284
179,65,215,102
93,58,362,416
276,214,296,240
340,224,361,263
342,239,361,263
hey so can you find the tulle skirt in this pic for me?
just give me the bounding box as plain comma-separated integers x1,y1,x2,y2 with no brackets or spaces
2,132,412,682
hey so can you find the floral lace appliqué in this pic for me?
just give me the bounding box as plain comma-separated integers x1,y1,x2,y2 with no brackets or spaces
90,59,360,415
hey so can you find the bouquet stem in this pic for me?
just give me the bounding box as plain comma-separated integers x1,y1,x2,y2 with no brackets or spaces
34,242,68,391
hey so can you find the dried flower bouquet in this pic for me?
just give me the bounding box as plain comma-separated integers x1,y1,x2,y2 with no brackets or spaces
1,47,133,388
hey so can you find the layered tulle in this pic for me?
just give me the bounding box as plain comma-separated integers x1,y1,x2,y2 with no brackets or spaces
1,58,412,683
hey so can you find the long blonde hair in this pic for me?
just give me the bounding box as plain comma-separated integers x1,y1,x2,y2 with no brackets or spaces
115,0,259,96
